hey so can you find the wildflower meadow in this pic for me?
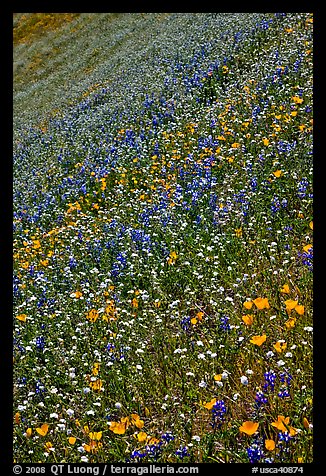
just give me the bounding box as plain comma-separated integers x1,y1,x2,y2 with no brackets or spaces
13,13,313,464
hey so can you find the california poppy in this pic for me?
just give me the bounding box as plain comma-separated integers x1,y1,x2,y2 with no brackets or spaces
253,298,270,310
265,439,275,451
250,334,267,346
239,421,259,436
204,398,217,410
242,314,254,326
36,423,49,436
243,301,253,310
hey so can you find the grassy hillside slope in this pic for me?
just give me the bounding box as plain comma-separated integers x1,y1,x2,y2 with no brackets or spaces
13,13,313,464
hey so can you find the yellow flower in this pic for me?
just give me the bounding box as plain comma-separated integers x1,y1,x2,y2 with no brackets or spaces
148,437,160,445
239,421,259,436
137,431,148,442
131,414,144,429
26,428,32,438
16,314,27,322
284,299,298,311
265,439,275,451
280,284,290,294
253,297,270,310
262,138,269,146
285,317,297,330
295,305,305,315
191,318,197,325
68,436,76,445
273,170,282,178
36,423,49,436
243,300,253,310
309,221,313,230
303,417,311,429
204,398,217,410
44,442,54,451
292,96,304,104
271,416,297,436
231,142,240,148
86,309,99,322
271,415,289,432
250,334,267,346
109,421,127,435
242,314,254,326
234,227,242,237
196,311,204,321
89,379,103,391
132,298,138,308
214,374,222,381
73,291,83,298
273,341,287,353
33,240,41,249
89,431,102,441
14,413,20,424
303,244,312,252
298,458,303,463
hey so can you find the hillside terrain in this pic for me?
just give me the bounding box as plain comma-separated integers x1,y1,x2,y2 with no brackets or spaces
13,13,313,463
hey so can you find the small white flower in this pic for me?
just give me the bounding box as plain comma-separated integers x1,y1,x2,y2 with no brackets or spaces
304,327,313,333
115,402,122,409
81,456,89,462
199,380,207,388
215,381,223,388
186,372,195,377
221,371,228,380
17,405,26,411
246,369,253,375
83,388,90,394
192,435,200,442
86,410,95,416
277,360,285,367
240,376,249,385
66,409,74,417
266,351,274,358
196,340,204,346
50,413,59,419
285,352,293,358
233,393,240,401
136,364,142,370
198,353,206,360
210,353,217,358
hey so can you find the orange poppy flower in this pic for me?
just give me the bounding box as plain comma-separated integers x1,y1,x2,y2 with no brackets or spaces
242,314,254,326
273,341,287,353
280,284,290,294
253,297,270,310
285,299,298,311
239,421,259,436
250,334,267,346
243,301,253,310
285,317,296,329
137,431,148,442
265,439,275,451
295,305,305,315
36,423,49,436
109,421,127,435
204,398,217,410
